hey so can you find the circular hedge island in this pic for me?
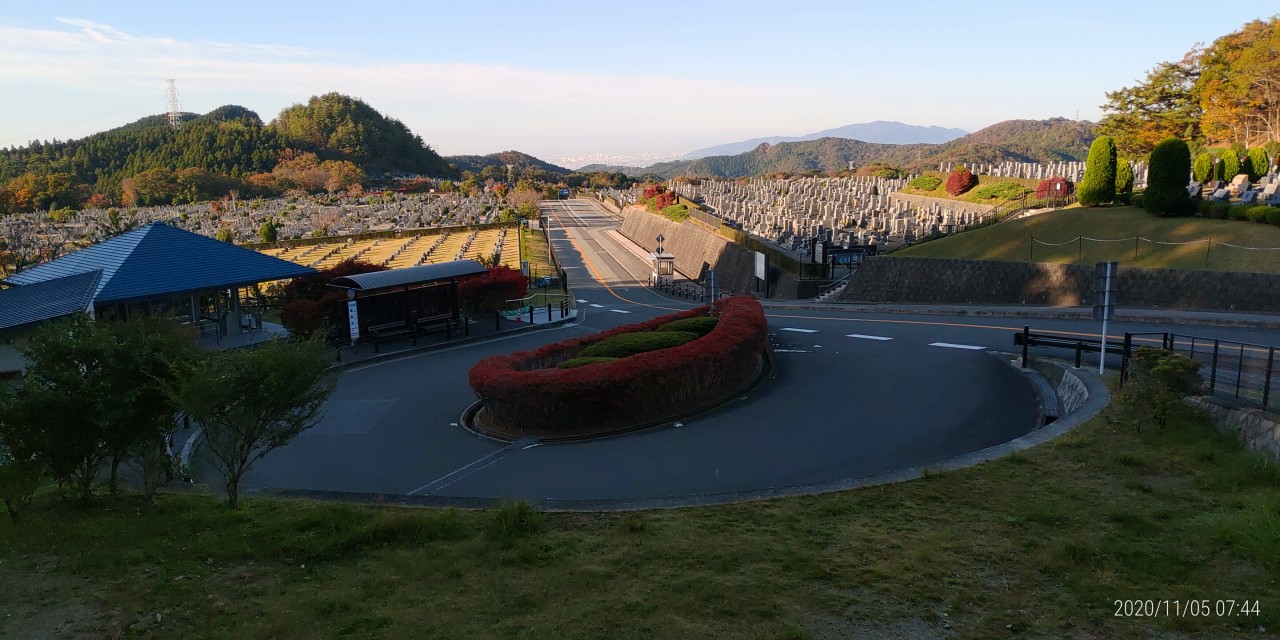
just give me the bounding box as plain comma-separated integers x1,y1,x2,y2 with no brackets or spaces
467,295,768,439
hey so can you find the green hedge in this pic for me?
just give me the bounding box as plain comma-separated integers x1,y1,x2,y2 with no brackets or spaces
1246,206,1280,224
557,356,617,369
658,316,719,337
580,331,699,358
1078,135,1117,206
1144,138,1193,217
908,175,942,191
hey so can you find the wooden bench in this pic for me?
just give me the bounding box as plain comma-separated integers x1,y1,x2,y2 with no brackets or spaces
368,321,414,353
416,314,456,340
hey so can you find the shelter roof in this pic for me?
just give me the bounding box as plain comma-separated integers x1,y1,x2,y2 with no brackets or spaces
330,260,488,291
0,270,101,331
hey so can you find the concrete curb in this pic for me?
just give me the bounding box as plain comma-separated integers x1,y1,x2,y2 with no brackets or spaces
760,302,1280,329
252,356,1110,512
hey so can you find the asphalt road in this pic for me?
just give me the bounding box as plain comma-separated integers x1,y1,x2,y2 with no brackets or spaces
205,199,1274,505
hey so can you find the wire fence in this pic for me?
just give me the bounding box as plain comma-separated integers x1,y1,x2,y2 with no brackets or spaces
1126,332,1277,410
1030,235,1280,269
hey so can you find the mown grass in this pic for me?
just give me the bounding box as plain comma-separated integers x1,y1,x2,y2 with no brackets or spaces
1,400,1276,638
896,206,1280,273
520,225,554,279
901,171,1042,205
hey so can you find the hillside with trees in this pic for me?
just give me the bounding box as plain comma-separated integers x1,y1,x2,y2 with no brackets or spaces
0,94,455,215
445,150,571,176
1098,16,1280,156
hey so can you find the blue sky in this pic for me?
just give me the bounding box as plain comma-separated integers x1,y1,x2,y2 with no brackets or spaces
0,2,1272,164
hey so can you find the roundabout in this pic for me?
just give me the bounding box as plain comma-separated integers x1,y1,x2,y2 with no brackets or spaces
192,200,1073,508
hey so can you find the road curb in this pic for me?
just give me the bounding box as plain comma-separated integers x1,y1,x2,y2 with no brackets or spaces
760,302,1280,329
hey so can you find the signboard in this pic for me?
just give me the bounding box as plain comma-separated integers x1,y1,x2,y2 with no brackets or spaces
527,218,540,231
754,251,767,280
813,240,826,264
346,299,360,345
558,188,570,199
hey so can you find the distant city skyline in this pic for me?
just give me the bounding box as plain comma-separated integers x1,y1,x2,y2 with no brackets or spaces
0,1,1272,164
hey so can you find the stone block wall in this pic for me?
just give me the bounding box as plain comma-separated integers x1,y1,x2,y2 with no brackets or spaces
1056,370,1089,415
889,192,996,217
620,207,765,296
839,256,1280,312
1188,398,1280,462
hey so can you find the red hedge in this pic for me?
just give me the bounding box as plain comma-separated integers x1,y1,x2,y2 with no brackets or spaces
468,295,768,436
457,265,528,313
280,259,390,340
1035,177,1074,199
945,166,978,196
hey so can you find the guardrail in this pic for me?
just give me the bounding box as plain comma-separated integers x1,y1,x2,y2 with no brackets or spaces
1015,326,1277,410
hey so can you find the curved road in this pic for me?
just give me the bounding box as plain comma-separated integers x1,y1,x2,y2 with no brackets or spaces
205,199,1276,506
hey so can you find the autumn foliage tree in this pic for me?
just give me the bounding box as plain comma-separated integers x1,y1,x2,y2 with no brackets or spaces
280,259,390,340
944,166,978,196
457,266,528,315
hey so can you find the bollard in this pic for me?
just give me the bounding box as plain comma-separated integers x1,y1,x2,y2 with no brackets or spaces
528,305,534,324
1074,342,1083,368
547,302,552,321
1021,325,1029,368
496,311,501,331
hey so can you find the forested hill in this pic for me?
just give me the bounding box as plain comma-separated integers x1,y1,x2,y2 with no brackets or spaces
0,94,455,214
582,118,1097,179
445,150,571,176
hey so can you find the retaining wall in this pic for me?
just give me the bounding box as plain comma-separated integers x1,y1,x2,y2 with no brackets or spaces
1188,398,1280,462
621,207,774,296
889,192,997,216
839,256,1280,312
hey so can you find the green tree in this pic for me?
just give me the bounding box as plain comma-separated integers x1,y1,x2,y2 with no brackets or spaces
216,227,234,243
177,337,335,508
1219,148,1241,179
258,220,279,243
1077,136,1117,206
1115,159,1135,201
1144,138,1194,217
1192,152,1215,182
1097,57,1202,156
1243,147,1270,181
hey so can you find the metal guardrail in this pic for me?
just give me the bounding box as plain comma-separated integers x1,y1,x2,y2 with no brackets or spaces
1015,326,1277,410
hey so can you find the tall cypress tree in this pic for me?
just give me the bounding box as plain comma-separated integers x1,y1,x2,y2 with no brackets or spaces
1144,137,1193,217
1115,159,1135,202
1078,135,1117,206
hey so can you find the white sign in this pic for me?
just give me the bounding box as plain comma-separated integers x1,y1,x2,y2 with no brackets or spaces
754,251,766,280
347,300,360,344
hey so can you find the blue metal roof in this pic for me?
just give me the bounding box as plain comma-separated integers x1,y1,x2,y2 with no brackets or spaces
330,260,488,291
4,223,316,304
0,270,101,331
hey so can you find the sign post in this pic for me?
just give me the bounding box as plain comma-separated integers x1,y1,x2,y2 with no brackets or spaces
1093,261,1117,374
346,291,360,346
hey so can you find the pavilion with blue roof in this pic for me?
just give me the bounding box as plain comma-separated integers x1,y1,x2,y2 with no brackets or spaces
0,222,316,354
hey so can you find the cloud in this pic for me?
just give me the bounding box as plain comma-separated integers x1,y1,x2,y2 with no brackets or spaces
0,19,839,154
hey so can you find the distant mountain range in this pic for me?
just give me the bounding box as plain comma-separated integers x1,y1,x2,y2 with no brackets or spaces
579,118,1096,179
683,121,969,159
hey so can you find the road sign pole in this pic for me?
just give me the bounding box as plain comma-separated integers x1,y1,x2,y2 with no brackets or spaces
1099,261,1115,374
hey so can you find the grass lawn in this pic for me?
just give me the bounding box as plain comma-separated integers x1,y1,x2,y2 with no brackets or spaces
896,206,1280,273
1,386,1276,638
521,225,555,280
900,171,1041,205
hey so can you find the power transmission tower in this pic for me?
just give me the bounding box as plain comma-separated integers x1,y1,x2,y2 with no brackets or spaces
166,79,182,130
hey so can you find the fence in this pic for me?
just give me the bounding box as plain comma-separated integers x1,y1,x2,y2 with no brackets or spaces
1030,235,1280,268
1125,333,1277,410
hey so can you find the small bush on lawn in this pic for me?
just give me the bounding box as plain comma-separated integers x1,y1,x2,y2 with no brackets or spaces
1246,205,1280,224
1267,208,1280,226
945,166,978,196
487,501,542,541
1228,204,1250,221
658,316,719,337
908,175,942,191
1113,348,1200,430
557,356,617,369
661,204,690,222
580,331,700,358
1035,177,1074,200
1203,200,1231,219
974,181,1032,201
1129,192,1143,209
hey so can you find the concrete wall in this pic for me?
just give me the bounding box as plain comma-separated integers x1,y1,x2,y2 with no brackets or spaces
0,335,29,377
1056,369,1089,415
839,256,1280,312
889,193,996,217
620,207,772,296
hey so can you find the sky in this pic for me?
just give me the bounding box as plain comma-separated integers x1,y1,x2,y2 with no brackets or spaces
0,1,1273,166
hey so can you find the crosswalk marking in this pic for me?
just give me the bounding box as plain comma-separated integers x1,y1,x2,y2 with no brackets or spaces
589,303,604,308
609,309,632,314
846,334,892,341
576,299,589,303
929,342,986,350
780,328,818,333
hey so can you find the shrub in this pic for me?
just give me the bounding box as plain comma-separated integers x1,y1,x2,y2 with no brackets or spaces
1246,206,1279,224
1267,208,1280,226
280,258,390,340
1035,177,1074,200
1078,135,1117,206
1243,148,1270,181
1219,148,1241,180
1144,138,1193,217
1115,159,1135,199
908,175,942,191
1228,204,1250,221
944,167,978,196
974,181,1032,201
1129,192,1143,209
660,203,689,222
557,356,617,369
579,331,699,358
457,265,528,314
1204,200,1231,219
1116,348,1200,430
487,501,542,541
658,316,719,337
1192,152,1214,183
469,297,767,435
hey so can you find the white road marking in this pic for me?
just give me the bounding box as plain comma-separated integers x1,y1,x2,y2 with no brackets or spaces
929,342,986,350
589,303,605,308
774,349,810,353
846,333,893,341
576,299,589,303
780,328,818,333
609,309,632,314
